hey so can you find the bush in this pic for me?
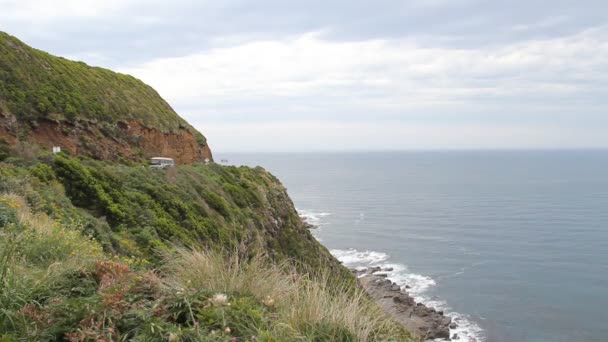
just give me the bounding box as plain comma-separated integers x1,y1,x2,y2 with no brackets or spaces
0,139,9,161
29,163,56,183
203,191,232,218
0,202,17,228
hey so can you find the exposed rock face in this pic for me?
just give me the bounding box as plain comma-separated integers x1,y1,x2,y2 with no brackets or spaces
0,115,212,164
356,267,452,341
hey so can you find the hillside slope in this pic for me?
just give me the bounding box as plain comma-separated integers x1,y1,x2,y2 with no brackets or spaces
0,32,415,341
0,154,418,341
0,31,211,163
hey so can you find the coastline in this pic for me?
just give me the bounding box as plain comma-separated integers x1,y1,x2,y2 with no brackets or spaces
299,211,484,342
354,266,453,341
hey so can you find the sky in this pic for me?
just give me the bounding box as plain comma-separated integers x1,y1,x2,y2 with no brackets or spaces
2,0,607,152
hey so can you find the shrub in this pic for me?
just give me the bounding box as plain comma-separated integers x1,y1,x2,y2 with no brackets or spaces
0,202,16,228
29,163,56,183
203,191,232,219
0,139,9,161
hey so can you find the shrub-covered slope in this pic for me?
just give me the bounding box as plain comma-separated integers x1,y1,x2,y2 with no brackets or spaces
0,154,342,273
0,155,415,341
0,31,211,163
0,192,412,340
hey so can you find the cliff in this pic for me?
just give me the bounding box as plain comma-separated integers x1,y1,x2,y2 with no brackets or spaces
0,31,211,163
0,157,415,340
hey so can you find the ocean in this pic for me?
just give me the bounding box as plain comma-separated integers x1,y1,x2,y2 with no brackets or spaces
223,151,608,342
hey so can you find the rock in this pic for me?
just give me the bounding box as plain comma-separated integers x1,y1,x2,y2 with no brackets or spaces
449,322,458,329
452,333,459,340
405,285,411,289
383,267,394,272
354,269,453,342
301,220,317,230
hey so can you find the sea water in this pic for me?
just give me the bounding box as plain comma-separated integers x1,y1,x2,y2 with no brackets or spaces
224,151,608,342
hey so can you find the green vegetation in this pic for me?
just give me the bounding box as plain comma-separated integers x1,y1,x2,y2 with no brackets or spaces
0,31,205,144
0,191,413,341
0,154,342,272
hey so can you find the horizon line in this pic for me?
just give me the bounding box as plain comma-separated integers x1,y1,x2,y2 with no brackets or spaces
211,148,608,154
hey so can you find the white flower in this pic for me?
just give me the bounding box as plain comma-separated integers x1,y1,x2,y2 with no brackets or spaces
262,296,275,308
210,293,229,306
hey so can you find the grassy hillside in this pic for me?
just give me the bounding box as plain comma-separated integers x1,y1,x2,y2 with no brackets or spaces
0,151,341,272
0,153,413,341
0,31,205,145
0,193,412,341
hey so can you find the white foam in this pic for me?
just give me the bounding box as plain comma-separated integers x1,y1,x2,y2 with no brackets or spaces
331,248,485,342
329,248,389,265
297,208,331,227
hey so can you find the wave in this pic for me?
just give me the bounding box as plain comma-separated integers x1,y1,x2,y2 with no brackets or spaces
297,208,331,227
331,248,485,342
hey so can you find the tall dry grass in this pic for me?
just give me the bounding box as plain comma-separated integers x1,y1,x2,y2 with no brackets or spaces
163,248,412,341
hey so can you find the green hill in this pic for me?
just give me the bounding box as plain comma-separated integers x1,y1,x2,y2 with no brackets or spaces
0,31,210,163
0,31,197,137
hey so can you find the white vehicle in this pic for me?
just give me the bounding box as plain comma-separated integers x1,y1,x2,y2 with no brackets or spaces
149,157,175,169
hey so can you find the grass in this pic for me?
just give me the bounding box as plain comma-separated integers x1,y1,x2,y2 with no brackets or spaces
0,193,413,341
0,31,206,144
164,248,413,341
0,193,102,338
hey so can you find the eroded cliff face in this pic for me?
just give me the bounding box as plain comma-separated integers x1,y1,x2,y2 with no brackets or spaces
0,113,212,164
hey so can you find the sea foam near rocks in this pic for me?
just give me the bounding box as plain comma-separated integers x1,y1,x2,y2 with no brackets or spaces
298,209,484,341
331,248,485,342
297,209,331,227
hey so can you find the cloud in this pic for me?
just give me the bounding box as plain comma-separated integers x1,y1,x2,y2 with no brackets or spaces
0,0,129,20
202,121,607,152
121,27,608,124
2,0,606,65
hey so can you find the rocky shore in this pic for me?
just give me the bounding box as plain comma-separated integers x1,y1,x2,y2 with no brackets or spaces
300,214,460,341
354,267,456,341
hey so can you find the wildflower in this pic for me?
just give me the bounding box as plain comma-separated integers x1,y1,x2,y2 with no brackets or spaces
210,293,229,306
168,333,178,342
224,327,231,334
262,295,275,308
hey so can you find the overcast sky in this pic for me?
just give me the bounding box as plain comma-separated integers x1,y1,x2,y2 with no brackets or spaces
2,0,607,152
